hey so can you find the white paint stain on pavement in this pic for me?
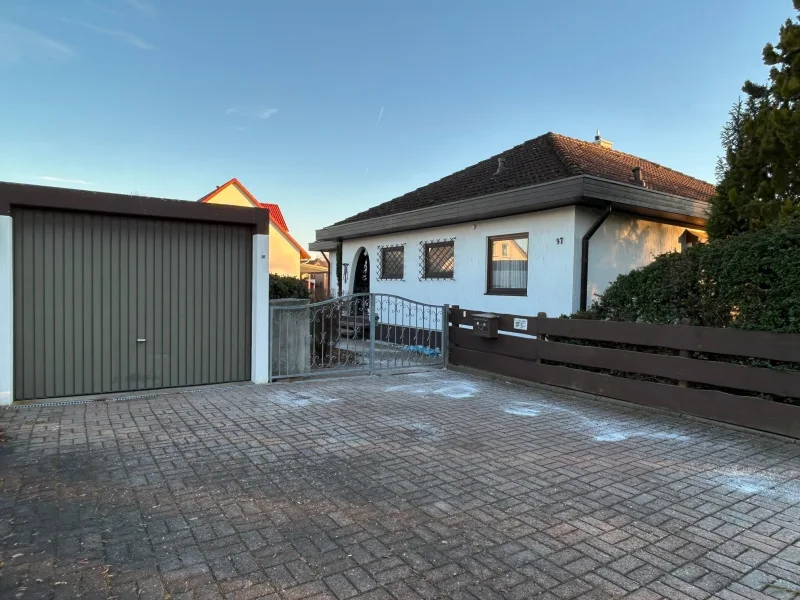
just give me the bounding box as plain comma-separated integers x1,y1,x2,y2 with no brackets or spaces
386,383,477,399
504,405,541,417
712,468,800,503
503,400,690,443
270,390,339,407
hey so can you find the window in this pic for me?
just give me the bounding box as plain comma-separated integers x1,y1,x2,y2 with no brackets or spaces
423,241,454,279
379,246,404,280
487,234,528,295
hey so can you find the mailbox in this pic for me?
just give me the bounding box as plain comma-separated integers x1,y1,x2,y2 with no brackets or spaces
472,313,499,338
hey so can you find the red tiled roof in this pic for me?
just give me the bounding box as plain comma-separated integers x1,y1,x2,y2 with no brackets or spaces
257,203,288,231
335,132,715,225
199,178,310,259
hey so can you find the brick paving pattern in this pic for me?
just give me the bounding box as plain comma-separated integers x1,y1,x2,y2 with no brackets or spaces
1,370,799,599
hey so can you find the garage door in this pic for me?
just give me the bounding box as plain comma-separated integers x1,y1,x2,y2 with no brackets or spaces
12,208,252,400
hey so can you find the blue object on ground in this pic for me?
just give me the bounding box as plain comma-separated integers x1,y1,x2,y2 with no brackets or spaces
401,345,442,357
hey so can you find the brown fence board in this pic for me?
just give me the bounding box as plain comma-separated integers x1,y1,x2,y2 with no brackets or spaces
449,346,800,439
536,319,800,362
449,306,800,362
450,327,538,361
539,340,800,397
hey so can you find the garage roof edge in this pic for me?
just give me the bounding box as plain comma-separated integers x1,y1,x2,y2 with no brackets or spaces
0,181,269,235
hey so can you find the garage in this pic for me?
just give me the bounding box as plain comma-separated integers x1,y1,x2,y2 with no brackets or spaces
0,182,270,402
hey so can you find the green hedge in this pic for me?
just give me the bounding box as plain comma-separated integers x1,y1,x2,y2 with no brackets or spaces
269,274,310,300
591,217,800,333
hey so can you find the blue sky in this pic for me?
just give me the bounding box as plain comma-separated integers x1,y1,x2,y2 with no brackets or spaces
0,0,792,248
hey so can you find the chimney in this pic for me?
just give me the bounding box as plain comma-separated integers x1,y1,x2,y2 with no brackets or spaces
493,156,507,176
632,166,646,187
593,130,614,150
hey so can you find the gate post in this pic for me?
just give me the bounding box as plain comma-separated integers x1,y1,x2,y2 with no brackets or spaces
368,293,376,374
442,304,449,367
251,231,270,384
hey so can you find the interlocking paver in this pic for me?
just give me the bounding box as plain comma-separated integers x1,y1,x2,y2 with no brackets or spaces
1,370,799,599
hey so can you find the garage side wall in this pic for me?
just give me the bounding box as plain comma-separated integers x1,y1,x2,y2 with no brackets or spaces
0,216,11,404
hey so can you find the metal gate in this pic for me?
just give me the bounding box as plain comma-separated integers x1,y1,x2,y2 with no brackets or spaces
270,293,446,380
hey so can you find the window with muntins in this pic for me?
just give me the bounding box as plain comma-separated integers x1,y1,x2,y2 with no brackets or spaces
379,246,404,280
487,234,528,295
423,241,454,279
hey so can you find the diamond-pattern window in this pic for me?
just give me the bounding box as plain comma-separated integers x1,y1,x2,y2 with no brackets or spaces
424,241,454,279
380,246,404,280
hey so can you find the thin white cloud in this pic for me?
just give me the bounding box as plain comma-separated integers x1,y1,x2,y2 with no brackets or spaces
225,106,279,120
376,106,384,125
62,18,156,50
0,19,74,64
122,0,157,16
37,176,91,185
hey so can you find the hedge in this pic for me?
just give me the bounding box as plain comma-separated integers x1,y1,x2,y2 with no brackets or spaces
269,274,310,300
591,216,800,333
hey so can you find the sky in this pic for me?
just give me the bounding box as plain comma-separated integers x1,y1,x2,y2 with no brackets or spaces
0,0,793,249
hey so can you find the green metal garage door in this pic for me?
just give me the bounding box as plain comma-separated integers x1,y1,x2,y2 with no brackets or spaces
13,208,252,400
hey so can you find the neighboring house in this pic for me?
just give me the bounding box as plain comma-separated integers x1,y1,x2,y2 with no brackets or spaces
200,178,309,276
310,132,713,317
300,256,330,299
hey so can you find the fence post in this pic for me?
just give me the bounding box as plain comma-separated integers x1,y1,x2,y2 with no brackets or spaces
536,312,547,364
677,317,692,388
368,293,376,374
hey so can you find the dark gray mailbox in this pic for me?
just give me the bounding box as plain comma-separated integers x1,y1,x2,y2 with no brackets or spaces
472,313,499,339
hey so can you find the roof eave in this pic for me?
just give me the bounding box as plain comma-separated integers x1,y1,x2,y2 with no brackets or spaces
314,175,708,242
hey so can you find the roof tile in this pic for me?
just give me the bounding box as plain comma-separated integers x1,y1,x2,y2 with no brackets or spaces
334,132,714,225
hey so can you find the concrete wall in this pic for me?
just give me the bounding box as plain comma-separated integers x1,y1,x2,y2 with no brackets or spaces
576,207,707,308
0,216,12,404
335,207,580,318
269,224,301,277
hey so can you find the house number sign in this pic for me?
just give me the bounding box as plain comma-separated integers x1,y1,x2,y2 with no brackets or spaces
556,237,564,244
513,318,528,331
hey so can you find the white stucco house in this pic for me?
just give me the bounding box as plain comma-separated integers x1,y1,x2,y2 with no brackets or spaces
310,132,713,317
200,178,310,276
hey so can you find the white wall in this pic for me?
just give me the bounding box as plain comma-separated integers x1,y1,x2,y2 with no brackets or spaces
336,207,579,318
577,207,707,308
0,216,11,405
251,233,270,383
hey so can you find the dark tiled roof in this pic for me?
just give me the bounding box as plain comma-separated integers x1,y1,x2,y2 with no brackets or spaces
334,132,715,225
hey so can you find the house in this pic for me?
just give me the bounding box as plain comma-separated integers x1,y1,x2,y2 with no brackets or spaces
300,256,330,299
310,132,713,317
200,178,310,276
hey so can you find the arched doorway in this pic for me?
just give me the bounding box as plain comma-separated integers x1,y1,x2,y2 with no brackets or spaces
352,248,370,294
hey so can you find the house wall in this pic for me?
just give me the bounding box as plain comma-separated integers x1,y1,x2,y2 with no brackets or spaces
576,207,707,309
270,225,301,277
336,207,580,318
204,185,253,208
203,185,301,277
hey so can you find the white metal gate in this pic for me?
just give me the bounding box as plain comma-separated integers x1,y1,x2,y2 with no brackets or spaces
270,293,446,380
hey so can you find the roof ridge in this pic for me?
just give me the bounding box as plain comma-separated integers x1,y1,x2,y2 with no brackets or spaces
549,132,714,189
545,132,585,176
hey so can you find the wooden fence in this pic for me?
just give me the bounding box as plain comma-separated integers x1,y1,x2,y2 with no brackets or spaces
448,306,800,439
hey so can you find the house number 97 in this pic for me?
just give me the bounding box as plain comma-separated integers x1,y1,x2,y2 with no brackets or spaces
556,237,564,244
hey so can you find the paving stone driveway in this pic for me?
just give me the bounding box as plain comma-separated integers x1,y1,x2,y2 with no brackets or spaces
1,370,799,600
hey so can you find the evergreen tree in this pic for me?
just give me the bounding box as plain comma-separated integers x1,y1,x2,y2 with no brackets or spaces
708,1,800,238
